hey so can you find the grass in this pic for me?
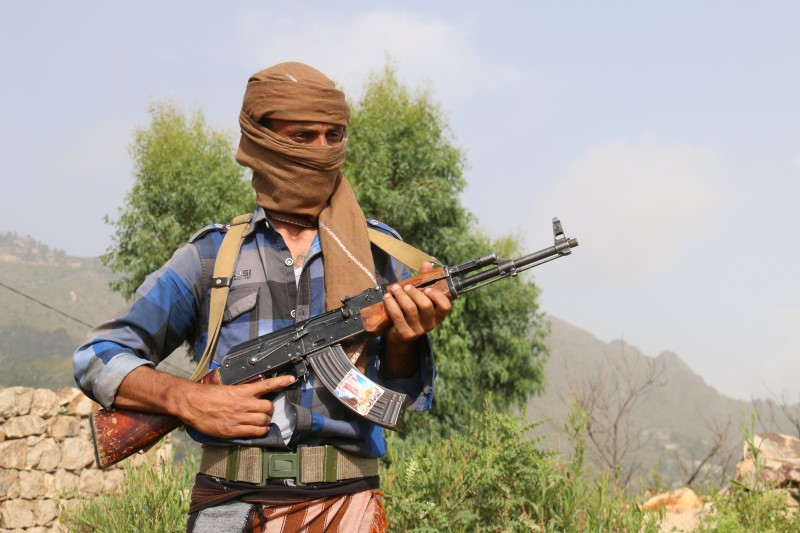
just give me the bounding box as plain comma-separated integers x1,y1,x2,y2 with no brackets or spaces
59,448,196,533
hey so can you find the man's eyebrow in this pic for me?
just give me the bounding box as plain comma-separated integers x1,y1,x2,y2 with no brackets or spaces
287,123,326,130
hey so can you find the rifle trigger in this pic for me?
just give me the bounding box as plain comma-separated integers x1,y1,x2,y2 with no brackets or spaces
293,360,309,381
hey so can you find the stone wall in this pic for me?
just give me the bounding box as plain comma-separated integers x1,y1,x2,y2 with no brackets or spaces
0,386,163,532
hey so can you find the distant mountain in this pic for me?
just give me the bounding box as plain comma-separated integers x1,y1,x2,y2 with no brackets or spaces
526,316,796,489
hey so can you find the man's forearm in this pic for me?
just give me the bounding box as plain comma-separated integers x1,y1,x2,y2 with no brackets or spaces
383,338,422,378
113,365,295,440
113,366,197,418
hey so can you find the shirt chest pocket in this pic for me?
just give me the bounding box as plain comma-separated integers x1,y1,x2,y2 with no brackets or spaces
222,287,259,323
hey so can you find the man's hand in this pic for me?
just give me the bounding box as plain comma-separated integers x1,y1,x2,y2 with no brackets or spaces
114,366,296,439
178,375,297,438
382,262,452,377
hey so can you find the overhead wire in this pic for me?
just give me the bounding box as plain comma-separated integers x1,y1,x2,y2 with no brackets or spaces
0,279,94,328
0,279,192,378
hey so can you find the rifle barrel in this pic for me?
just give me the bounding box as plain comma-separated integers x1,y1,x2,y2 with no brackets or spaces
453,237,578,295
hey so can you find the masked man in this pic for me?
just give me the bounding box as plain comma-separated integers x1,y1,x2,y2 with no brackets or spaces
74,62,451,532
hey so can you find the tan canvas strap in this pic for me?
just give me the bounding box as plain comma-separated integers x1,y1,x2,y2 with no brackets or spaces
199,445,379,485
189,214,253,382
367,227,438,271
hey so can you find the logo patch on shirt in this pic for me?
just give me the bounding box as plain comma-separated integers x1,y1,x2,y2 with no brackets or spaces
233,269,252,281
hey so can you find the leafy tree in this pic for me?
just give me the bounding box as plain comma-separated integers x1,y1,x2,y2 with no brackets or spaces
343,65,470,257
102,101,253,299
344,65,549,436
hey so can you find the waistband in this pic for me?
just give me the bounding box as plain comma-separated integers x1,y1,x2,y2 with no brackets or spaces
199,445,379,485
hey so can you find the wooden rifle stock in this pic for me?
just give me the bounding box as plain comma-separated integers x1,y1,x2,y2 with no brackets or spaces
90,370,220,469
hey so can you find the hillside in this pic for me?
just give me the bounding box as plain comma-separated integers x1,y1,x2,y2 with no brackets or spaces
528,316,796,489
0,232,193,389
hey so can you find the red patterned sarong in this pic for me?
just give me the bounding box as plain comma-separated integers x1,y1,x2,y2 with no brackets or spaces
248,490,386,533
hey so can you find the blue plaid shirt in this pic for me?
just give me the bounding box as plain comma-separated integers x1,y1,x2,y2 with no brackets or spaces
74,208,435,458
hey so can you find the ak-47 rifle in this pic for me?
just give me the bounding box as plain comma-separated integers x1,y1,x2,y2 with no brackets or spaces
90,218,578,469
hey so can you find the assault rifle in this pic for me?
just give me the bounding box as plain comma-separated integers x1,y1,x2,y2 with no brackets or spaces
90,218,578,469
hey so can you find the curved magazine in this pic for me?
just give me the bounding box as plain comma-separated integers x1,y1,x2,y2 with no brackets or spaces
308,345,408,431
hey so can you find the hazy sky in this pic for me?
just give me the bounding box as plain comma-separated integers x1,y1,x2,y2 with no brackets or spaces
1,2,798,401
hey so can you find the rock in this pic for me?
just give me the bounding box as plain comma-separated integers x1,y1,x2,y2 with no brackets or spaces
29,438,61,472
47,416,81,439
0,388,16,419
0,439,28,469
0,386,180,531
30,389,60,418
78,469,106,496
736,432,800,504
0,469,19,501
51,469,79,497
0,498,34,528
4,415,48,439
8,387,34,416
18,470,49,499
60,437,95,471
66,395,96,417
26,433,46,447
658,506,708,533
56,388,82,408
103,469,125,493
643,487,703,512
31,498,58,527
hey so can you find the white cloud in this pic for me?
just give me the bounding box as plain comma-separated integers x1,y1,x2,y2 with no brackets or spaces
534,138,738,280
232,8,524,104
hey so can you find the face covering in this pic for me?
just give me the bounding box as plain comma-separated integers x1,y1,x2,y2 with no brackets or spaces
236,62,377,313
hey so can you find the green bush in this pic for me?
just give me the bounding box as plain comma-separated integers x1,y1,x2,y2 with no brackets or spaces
60,452,195,533
697,485,800,532
696,423,800,532
381,400,661,532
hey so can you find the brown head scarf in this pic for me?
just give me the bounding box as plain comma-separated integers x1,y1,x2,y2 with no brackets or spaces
236,62,377,312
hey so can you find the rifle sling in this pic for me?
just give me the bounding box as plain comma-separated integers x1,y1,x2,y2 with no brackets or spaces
189,214,252,382
366,227,438,271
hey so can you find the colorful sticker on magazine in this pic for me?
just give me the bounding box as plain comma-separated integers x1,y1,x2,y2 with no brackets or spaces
333,369,385,415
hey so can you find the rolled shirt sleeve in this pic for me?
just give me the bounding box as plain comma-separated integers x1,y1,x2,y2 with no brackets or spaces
73,243,204,409
73,340,154,409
